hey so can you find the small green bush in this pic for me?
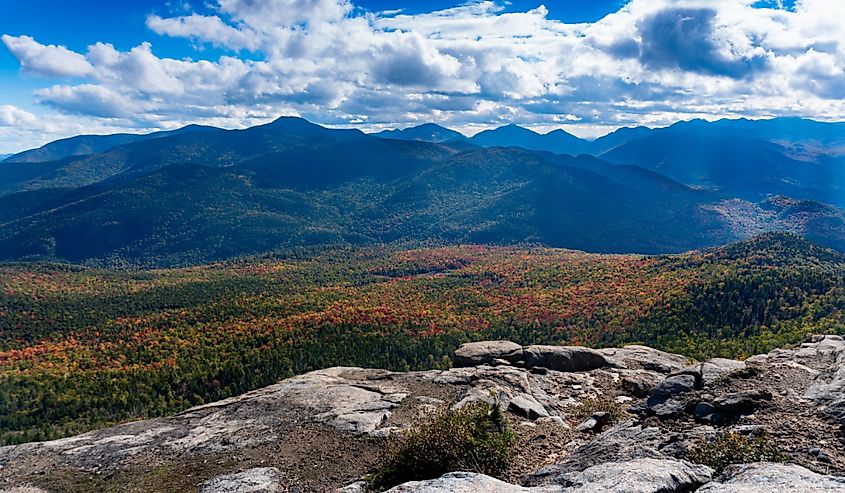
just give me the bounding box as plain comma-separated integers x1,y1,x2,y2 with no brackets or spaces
575,397,628,424
688,432,786,472
367,401,516,491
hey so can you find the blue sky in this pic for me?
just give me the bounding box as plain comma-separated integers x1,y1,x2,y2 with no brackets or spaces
0,0,839,153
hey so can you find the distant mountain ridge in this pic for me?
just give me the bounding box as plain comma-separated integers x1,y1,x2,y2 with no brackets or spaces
8,116,843,165
587,126,653,155
2,124,219,164
0,116,843,266
599,119,845,206
467,124,590,155
0,129,725,265
374,123,466,143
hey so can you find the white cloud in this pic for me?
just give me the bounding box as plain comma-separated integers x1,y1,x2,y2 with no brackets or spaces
0,105,38,127
36,84,145,119
2,0,845,146
218,0,353,28
1,35,94,77
146,14,259,51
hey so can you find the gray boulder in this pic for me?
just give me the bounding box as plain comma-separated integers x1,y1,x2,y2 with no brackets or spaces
521,346,610,373
526,421,674,484
557,458,712,493
638,374,696,418
713,390,772,413
697,462,845,492
200,467,285,493
385,459,712,493
756,334,845,368
453,341,523,367
384,472,561,492
509,394,550,420
646,398,688,418
674,358,746,388
806,366,845,402
599,345,692,373
452,379,512,411
650,374,696,398
620,371,662,397
575,412,611,433
695,390,772,424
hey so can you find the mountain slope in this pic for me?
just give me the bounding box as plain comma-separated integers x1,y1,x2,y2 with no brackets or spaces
600,122,845,205
3,124,219,164
0,146,730,265
2,117,845,266
707,117,845,151
0,117,369,195
469,124,589,155
704,196,845,251
378,147,722,252
2,334,845,491
374,123,466,143
587,126,654,155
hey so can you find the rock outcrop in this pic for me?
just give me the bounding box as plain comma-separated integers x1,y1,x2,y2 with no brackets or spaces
383,472,555,493
697,463,845,492
453,341,523,367
2,336,845,492
516,345,611,373
381,458,713,493
200,468,286,493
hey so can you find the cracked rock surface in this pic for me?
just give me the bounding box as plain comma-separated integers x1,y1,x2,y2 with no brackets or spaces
2,337,845,492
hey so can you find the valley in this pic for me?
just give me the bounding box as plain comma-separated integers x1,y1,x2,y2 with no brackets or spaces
2,233,843,445
3,2,845,490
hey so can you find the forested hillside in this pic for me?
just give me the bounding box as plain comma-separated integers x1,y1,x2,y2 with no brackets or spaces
2,117,844,267
1,233,843,445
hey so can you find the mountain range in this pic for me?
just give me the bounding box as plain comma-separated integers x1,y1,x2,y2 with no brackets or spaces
1,125,219,164
374,123,466,143
0,116,843,266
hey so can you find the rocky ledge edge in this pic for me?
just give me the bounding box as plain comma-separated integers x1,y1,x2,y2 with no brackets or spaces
1,336,845,492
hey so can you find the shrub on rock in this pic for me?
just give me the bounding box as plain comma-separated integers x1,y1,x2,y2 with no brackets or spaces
688,432,786,473
367,402,515,491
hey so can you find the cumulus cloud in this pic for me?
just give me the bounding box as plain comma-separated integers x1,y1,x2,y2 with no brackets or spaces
35,84,144,119
633,8,769,78
2,0,845,144
146,14,259,51
0,105,38,126
218,0,353,28
370,32,463,87
1,35,93,77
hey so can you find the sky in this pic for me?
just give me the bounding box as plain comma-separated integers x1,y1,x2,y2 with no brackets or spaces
0,0,840,153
